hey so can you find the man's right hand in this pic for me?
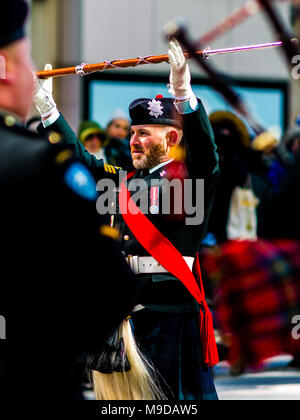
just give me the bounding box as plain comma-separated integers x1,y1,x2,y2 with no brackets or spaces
33,64,57,119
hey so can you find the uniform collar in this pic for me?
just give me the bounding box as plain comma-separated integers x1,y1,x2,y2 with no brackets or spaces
92,148,107,163
0,109,24,126
133,159,174,180
149,159,174,175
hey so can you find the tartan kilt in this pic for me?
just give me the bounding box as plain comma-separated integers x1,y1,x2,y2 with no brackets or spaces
204,239,300,369
131,308,218,401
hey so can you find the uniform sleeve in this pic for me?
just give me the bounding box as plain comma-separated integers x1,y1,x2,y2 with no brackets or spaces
38,114,121,179
181,99,219,180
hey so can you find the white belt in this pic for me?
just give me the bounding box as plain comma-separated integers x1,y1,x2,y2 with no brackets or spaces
128,256,195,313
126,255,195,275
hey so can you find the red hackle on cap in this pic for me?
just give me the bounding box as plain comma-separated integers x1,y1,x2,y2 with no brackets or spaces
155,95,164,99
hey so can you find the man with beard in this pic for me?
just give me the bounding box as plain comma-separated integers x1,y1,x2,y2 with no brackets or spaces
35,40,220,400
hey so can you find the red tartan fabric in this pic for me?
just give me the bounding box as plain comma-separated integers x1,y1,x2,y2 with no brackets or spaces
204,239,300,368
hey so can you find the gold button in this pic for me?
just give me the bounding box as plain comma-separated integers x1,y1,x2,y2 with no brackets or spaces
124,235,129,241
49,132,62,144
4,115,16,127
55,149,73,165
100,225,120,240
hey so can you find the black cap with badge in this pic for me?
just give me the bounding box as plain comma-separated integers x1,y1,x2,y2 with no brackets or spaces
129,95,183,129
0,0,29,49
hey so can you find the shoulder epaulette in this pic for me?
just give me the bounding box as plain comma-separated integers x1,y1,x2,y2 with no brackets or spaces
104,163,122,174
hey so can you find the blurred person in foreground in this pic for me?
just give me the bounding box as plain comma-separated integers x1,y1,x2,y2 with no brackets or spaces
0,0,148,402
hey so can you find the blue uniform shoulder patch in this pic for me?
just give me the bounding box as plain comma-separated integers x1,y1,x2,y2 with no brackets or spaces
64,163,97,201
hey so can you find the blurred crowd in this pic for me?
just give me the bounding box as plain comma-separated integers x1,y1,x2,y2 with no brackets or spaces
205,110,300,245
77,115,132,170
199,110,300,373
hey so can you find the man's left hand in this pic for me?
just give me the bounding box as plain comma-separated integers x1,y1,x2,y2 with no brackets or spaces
168,39,193,101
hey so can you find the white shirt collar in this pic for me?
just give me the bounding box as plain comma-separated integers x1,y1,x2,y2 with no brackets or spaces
149,159,174,174
92,148,107,163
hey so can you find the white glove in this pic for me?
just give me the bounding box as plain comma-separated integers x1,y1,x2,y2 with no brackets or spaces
168,39,193,100
33,64,57,118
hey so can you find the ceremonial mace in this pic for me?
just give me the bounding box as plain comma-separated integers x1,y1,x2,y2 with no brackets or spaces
35,0,299,79
35,41,286,79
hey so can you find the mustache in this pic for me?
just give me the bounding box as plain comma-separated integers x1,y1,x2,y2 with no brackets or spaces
131,147,144,153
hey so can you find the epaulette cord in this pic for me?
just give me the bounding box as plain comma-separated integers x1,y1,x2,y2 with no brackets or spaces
55,149,74,166
104,163,122,174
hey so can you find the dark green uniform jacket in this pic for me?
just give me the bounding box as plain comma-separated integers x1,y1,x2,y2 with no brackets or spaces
39,100,219,314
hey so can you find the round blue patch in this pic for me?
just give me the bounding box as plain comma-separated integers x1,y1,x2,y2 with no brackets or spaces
202,232,217,247
64,163,97,201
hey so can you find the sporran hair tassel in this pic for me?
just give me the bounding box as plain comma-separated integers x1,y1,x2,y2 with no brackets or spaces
90,316,166,400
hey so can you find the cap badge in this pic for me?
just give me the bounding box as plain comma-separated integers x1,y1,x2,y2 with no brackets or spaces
148,99,164,119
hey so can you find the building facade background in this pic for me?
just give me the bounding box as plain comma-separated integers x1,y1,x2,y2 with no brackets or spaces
29,0,300,130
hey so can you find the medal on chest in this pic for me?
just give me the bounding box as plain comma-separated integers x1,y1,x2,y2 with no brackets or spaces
149,186,160,215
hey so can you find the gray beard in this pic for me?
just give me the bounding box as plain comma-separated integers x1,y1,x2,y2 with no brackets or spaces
132,143,166,170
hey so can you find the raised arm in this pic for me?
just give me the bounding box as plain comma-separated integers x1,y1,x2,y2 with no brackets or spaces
168,40,219,179
40,113,108,174
33,65,120,177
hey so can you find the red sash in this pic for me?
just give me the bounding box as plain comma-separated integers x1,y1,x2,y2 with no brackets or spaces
119,172,219,367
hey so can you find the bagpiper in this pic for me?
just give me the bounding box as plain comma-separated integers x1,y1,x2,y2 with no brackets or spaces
35,39,220,400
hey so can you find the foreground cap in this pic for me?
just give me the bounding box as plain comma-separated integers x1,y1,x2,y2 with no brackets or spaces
0,0,29,49
129,95,182,129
